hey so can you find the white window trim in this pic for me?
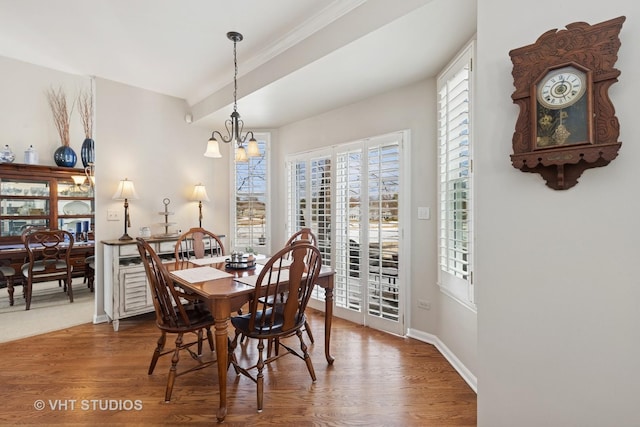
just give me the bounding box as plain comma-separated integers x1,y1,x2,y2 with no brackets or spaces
437,39,476,312
230,131,271,254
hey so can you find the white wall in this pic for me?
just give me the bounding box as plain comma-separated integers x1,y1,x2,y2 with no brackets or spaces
476,1,640,425
0,56,89,165
275,79,478,377
93,78,229,319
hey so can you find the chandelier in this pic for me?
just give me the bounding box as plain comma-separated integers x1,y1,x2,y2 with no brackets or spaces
204,31,259,162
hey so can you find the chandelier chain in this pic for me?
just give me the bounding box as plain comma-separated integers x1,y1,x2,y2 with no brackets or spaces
233,39,238,113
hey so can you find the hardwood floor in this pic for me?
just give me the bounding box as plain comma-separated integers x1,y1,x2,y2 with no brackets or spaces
0,308,477,426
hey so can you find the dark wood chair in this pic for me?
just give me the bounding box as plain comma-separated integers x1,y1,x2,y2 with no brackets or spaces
228,241,322,412
284,228,317,343
173,227,225,310
285,227,317,247
0,262,16,306
21,229,74,310
136,237,217,402
245,227,318,346
84,255,95,292
174,227,225,261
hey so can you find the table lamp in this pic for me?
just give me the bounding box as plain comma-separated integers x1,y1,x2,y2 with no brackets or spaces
191,184,209,228
112,178,139,240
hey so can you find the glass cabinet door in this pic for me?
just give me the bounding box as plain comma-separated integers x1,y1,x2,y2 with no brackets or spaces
0,179,50,237
0,165,95,244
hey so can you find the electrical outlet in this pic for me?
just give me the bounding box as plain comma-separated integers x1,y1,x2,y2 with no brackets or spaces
417,207,430,220
107,210,120,221
417,299,431,310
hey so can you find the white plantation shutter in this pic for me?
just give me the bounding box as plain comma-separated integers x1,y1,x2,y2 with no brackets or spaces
309,157,331,261
334,148,363,311
286,160,307,231
437,41,475,307
285,154,332,264
233,135,268,251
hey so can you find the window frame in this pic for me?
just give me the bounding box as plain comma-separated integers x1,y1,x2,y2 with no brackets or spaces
437,39,476,310
230,132,270,254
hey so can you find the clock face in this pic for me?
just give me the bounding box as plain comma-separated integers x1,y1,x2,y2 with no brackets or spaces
537,66,587,110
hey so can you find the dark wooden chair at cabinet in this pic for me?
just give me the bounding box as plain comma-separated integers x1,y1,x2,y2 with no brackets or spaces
20,229,75,310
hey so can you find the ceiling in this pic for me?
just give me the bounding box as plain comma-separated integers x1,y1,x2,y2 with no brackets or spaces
0,0,476,129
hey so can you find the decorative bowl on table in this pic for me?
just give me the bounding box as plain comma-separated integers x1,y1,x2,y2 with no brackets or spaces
225,253,256,270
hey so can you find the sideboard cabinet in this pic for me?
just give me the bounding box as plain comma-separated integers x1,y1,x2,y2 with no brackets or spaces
102,235,224,331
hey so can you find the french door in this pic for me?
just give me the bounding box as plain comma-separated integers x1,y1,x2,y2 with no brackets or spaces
286,131,406,336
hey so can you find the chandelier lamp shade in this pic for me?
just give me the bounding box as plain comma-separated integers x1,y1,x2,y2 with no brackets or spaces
204,31,260,162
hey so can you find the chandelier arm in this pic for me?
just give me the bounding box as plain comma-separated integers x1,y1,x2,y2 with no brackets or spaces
239,130,254,145
211,130,232,144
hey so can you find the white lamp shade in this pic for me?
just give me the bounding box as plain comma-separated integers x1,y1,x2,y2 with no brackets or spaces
204,139,222,158
235,146,248,162
191,184,210,202
112,178,139,200
247,138,260,157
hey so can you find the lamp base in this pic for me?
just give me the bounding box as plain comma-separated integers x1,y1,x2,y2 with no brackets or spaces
118,233,133,241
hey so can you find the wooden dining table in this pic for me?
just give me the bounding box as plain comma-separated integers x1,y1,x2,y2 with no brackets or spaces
167,259,335,422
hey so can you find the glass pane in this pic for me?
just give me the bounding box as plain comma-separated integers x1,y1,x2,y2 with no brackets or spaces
58,199,94,216
58,180,93,197
1,198,50,216
58,217,94,241
0,180,49,196
234,139,267,250
1,219,49,237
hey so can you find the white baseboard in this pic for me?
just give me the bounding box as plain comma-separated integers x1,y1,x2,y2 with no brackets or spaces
407,328,477,393
93,313,109,324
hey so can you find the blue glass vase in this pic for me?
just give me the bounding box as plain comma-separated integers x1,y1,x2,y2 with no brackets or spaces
54,145,77,167
81,138,95,167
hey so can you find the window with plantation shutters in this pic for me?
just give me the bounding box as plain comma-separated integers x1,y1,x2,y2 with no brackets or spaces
287,131,406,337
437,40,475,308
286,154,332,258
232,133,269,252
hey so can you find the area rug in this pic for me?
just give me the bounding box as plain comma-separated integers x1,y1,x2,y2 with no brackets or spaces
0,278,94,343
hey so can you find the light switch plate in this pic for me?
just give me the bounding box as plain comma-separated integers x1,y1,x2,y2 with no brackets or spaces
107,209,120,221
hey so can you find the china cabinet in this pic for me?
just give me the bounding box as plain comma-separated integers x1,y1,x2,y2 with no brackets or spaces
0,163,94,243
0,163,94,286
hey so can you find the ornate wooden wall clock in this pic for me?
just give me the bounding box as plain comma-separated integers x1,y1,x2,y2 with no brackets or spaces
509,16,625,190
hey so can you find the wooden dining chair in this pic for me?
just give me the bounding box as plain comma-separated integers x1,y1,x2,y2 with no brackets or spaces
21,229,74,310
284,228,317,343
228,241,322,412
136,237,217,402
174,227,225,261
84,255,95,292
244,227,318,346
285,227,317,247
0,261,16,306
